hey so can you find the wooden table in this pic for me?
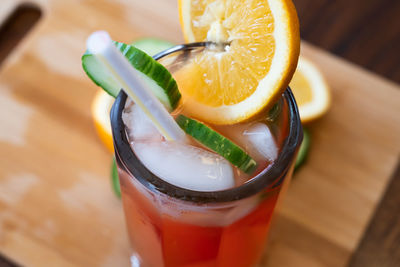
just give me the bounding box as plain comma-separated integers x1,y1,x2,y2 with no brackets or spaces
0,0,399,266
293,0,400,84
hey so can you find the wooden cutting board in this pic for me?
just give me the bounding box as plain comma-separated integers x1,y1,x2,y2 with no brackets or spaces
0,0,399,266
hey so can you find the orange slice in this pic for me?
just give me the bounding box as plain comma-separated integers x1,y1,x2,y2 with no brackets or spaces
91,90,114,152
289,56,331,123
177,0,300,124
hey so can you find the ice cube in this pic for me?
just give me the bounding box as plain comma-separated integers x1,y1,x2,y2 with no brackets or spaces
122,103,163,142
242,123,278,161
133,141,235,191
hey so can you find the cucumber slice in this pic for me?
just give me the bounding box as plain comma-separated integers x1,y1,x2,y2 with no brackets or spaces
82,41,180,111
294,128,310,171
176,115,258,174
111,157,121,198
131,38,174,56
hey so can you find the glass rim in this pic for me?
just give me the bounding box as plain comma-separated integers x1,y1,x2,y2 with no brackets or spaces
110,47,303,204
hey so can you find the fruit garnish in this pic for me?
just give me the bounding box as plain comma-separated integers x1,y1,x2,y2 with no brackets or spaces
92,89,114,152
289,56,331,123
87,31,186,142
176,0,300,124
90,38,179,153
176,115,257,174
111,157,121,198
294,128,310,171
83,41,180,111
131,38,174,57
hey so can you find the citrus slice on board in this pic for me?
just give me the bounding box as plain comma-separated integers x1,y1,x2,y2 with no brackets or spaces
177,0,300,124
91,89,114,152
289,56,330,123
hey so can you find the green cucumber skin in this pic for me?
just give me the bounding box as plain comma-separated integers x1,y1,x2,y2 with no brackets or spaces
176,115,258,174
82,41,181,110
115,42,181,110
131,38,174,56
294,128,310,171
111,157,121,198
82,51,119,96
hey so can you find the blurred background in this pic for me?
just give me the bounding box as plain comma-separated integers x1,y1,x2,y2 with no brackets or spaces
295,0,400,83
0,0,399,267
2,0,399,82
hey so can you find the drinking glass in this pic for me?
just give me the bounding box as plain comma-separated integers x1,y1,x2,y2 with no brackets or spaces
110,45,303,267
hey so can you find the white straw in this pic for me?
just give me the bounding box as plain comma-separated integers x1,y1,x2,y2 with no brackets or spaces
87,31,186,141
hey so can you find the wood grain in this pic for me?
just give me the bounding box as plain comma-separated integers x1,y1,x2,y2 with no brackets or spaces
0,0,399,267
348,162,400,267
293,0,400,83
263,42,400,267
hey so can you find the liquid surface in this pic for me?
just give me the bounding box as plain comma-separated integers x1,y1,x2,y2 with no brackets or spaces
122,46,290,191
122,96,287,191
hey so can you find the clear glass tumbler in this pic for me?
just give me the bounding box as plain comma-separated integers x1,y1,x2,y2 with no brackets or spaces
110,46,303,267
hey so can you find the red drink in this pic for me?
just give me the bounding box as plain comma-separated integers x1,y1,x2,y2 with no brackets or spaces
82,1,301,264
111,46,302,266
118,165,288,267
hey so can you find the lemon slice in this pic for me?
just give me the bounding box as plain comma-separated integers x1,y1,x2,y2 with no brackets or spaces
91,90,114,152
289,56,331,123
177,0,300,124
